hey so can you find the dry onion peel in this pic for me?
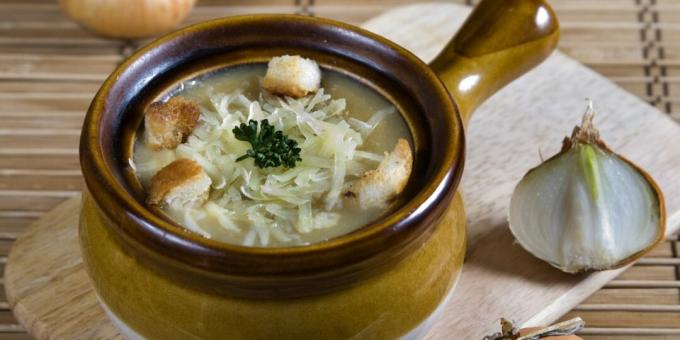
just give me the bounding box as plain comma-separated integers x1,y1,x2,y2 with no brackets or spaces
508,100,666,273
484,317,585,340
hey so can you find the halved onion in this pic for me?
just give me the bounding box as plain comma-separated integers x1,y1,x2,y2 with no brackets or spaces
508,102,665,273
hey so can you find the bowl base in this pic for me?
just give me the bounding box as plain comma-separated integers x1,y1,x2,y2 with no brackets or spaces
80,191,466,339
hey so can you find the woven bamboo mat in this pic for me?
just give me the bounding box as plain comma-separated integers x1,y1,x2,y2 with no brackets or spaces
0,0,679,339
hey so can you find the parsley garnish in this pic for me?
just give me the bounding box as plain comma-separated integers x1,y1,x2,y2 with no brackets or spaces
233,119,302,169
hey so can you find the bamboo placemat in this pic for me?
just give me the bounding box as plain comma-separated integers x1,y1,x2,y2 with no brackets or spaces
0,1,679,339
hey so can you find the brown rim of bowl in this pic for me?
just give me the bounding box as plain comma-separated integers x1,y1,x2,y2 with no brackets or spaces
80,14,464,285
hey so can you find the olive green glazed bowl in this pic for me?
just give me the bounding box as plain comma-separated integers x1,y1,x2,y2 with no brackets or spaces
78,0,558,338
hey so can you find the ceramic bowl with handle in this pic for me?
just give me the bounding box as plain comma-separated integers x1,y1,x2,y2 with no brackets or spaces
79,0,559,338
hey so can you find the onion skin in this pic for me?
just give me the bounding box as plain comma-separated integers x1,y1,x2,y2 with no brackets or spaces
519,327,582,339
58,0,196,39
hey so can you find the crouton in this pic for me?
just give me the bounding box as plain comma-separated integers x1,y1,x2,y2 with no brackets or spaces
346,138,413,209
147,158,212,207
144,96,200,150
262,55,321,98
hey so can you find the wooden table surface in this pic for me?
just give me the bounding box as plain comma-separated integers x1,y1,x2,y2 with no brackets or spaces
1,0,679,339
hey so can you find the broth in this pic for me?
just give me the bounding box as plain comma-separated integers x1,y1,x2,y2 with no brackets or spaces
132,64,412,247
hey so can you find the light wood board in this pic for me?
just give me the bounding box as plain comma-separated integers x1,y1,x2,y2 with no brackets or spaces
6,3,680,339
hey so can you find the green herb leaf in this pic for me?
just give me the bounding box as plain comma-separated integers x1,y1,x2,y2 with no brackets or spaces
233,119,302,169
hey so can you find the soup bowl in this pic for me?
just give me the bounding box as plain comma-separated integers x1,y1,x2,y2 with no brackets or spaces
79,0,559,338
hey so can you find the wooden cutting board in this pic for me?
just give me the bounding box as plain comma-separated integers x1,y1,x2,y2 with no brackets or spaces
6,3,680,339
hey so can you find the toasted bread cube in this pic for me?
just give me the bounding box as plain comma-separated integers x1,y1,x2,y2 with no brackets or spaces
262,55,321,98
147,159,212,207
346,138,413,209
144,96,200,150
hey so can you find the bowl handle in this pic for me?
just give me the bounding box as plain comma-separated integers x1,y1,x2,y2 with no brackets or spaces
429,0,559,125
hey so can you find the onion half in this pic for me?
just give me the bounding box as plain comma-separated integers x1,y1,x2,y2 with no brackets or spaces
508,102,665,273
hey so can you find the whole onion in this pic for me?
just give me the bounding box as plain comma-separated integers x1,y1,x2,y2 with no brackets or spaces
58,0,197,39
